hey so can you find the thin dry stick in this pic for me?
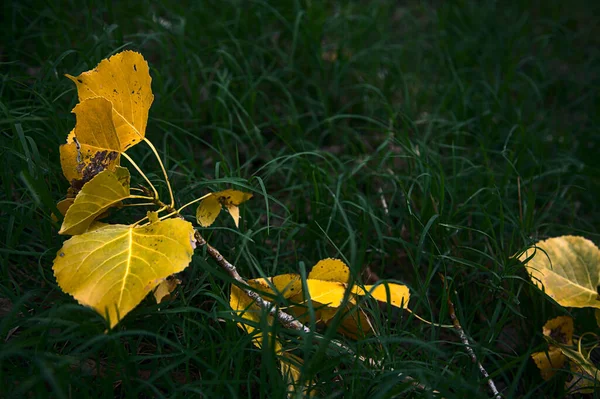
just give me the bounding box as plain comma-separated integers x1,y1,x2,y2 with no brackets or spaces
446,290,502,398
194,230,434,393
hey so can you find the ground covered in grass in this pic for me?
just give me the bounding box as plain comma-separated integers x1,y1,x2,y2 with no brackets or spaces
2,1,599,397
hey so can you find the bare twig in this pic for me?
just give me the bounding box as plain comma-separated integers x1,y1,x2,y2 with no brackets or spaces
444,279,502,398
194,229,436,394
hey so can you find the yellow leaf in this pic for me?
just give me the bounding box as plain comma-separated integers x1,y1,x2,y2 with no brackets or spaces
320,305,374,339
542,315,573,346
51,198,75,222
520,236,600,308
196,189,252,227
531,347,566,380
305,279,348,307
354,282,410,309
53,219,195,328
308,258,351,283
531,316,574,381
59,166,130,235
154,277,181,303
66,50,153,150
248,274,303,299
60,98,121,185
196,195,221,227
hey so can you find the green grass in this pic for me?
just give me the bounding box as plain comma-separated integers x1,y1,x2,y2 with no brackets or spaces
2,0,600,397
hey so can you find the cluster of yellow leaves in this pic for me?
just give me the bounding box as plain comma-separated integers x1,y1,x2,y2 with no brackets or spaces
52,51,195,328
521,236,600,391
230,258,410,394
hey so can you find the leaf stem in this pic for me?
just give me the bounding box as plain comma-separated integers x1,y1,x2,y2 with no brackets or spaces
177,192,213,213
143,137,175,209
121,152,160,201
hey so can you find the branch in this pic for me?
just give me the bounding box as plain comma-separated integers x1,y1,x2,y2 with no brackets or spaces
445,280,502,398
194,229,435,394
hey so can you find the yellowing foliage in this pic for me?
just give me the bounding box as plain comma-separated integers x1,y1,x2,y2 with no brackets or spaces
53,219,195,328
531,316,574,380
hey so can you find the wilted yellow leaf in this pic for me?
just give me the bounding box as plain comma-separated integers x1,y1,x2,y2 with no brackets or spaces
154,277,181,303
66,50,153,150
532,347,566,380
196,189,253,227
53,219,195,328
520,236,600,308
531,316,574,380
59,166,130,235
308,258,351,283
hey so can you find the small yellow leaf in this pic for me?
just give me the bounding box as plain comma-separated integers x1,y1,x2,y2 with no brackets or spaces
66,50,153,150
196,195,221,227
59,167,130,235
320,305,374,339
308,258,351,283
53,219,195,328
520,236,600,308
196,189,252,227
154,277,181,303
542,315,573,346
532,347,566,380
354,283,410,309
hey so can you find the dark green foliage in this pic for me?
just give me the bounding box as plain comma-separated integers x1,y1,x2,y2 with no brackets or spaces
1,0,599,397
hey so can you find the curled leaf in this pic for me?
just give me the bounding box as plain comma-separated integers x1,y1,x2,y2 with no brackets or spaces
520,236,600,308
53,219,195,328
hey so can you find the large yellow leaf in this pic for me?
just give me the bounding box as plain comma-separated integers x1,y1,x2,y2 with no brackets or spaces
53,219,195,328
60,98,121,185
66,50,153,149
196,189,253,227
59,166,130,235
520,236,600,308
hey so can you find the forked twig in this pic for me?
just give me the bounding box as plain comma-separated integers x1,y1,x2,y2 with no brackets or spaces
444,278,502,398
194,230,435,394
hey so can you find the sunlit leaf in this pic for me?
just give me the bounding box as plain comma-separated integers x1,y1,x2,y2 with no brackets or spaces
66,50,153,149
53,219,195,328
520,236,600,308
196,189,253,227
305,279,349,307
154,277,181,303
59,167,130,235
